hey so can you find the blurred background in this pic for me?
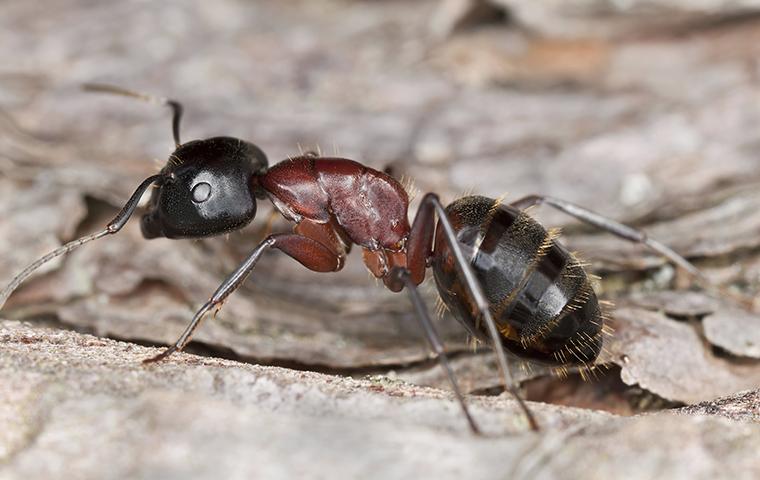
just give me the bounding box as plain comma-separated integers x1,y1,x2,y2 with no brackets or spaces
2,0,760,426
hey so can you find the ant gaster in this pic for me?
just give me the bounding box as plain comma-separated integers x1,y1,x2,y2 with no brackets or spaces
1,84,750,435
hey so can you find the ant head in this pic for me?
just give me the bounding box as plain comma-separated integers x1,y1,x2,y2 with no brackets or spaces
141,136,269,239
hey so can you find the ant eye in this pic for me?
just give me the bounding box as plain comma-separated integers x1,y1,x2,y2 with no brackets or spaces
191,182,212,203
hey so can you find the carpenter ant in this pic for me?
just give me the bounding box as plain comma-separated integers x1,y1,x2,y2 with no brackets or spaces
0,84,748,435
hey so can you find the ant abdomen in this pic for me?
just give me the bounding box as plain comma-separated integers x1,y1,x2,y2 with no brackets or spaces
432,195,603,367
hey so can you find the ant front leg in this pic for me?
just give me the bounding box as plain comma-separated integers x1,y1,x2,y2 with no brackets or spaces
510,195,756,310
404,193,539,432
144,234,343,363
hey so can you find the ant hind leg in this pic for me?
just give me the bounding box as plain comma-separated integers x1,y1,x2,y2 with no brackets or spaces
390,267,482,435
510,194,756,310
406,193,539,432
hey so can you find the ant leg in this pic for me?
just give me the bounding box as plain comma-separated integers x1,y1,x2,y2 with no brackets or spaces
408,193,539,431
82,83,184,147
144,234,342,363
389,267,481,435
510,195,705,278
510,195,755,309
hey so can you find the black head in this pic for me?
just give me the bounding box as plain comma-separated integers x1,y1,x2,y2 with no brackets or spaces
141,136,269,239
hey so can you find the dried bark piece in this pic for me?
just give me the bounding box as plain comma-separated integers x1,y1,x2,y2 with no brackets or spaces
677,389,760,423
627,290,720,317
532,414,760,480
703,306,760,359
622,291,760,359
608,307,760,403
477,0,760,39
0,320,605,439
3,321,760,480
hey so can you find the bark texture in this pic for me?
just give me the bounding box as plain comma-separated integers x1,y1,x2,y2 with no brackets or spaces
1,0,759,478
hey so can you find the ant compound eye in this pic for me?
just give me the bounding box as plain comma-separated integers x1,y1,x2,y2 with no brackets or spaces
191,182,212,203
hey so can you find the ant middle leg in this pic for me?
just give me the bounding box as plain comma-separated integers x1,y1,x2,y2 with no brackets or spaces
510,194,756,309
403,192,539,431
144,233,343,363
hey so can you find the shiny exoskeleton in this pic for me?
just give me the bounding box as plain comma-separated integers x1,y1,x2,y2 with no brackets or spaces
433,196,602,367
1,84,726,435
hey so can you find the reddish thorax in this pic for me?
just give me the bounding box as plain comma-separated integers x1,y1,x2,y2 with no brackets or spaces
257,156,412,290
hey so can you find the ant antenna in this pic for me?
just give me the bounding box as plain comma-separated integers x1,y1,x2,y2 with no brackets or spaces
0,174,164,310
82,83,184,147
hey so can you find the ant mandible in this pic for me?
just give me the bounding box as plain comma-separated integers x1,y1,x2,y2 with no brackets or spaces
0,84,744,435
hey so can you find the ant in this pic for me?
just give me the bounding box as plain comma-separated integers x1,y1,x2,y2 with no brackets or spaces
0,84,752,435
